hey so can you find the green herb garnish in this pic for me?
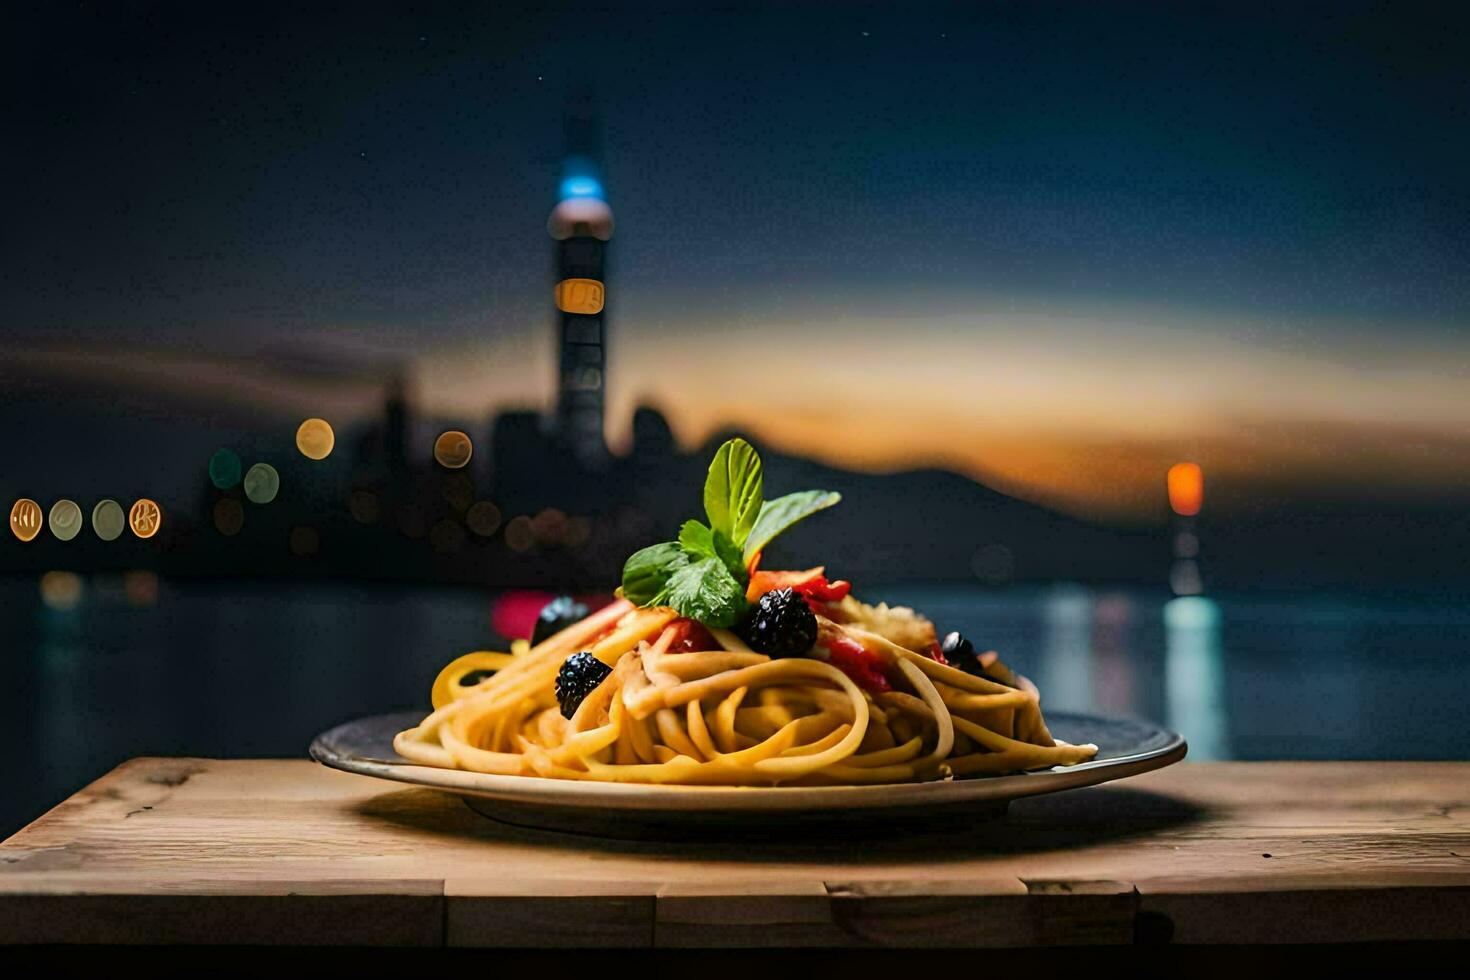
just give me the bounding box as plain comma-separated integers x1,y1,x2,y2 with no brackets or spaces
619,438,841,627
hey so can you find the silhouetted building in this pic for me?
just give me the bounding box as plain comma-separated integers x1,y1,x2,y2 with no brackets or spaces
632,405,675,462
384,373,411,477
548,99,613,470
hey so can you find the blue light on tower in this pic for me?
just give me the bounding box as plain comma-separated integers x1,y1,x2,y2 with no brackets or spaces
558,174,604,201
558,155,604,201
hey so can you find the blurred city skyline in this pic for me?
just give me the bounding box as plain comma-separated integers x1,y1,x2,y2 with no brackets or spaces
3,3,1467,525
8,294,1466,523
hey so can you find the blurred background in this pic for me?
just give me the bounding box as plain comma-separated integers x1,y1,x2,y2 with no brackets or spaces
2,2,1467,835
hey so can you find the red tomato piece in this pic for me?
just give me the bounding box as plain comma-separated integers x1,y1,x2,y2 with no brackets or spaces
746,566,852,605
665,618,718,654
819,634,893,694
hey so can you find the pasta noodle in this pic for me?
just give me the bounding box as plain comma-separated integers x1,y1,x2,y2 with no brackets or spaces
394,597,1098,786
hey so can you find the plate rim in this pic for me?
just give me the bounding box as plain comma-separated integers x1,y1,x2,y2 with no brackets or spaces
310,710,1187,812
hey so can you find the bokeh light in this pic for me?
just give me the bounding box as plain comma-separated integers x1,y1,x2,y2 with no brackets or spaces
123,569,159,607
289,526,320,557
433,430,473,469
243,463,280,504
128,498,162,539
9,498,42,542
212,498,244,536
562,515,592,549
1167,463,1204,517
47,499,82,541
208,448,243,489
396,505,427,540
348,489,380,524
971,543,1015,584
504,515,535,553
91,499,125,541
465,501,502,537
295,418,335,460
429,519,465,554
39,571,84,610
531,507,567,543
441,472,474,511
1170,558,1204,596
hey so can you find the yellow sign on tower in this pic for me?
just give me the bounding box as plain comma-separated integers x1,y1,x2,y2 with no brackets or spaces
555,277,605,315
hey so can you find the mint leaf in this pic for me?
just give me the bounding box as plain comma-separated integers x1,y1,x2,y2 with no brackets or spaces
621,541,688,606
703,438,763,546
680,520,748,586
711,529,747,583
742,490,842,562
622,441,833,628
677,519,716,559
664,556,748,628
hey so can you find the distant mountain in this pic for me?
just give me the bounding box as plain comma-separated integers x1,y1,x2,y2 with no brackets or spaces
707,435,1163,587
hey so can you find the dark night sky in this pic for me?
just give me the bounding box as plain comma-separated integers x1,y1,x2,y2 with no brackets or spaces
1,2,1467,519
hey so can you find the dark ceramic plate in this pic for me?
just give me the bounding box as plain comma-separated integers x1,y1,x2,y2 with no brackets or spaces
311,711,1185,838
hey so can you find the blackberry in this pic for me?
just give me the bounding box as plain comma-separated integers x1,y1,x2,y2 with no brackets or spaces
743,588,818,659
555,652,611,719
533,595,590,646
941,631,1016,688
940,631,982,674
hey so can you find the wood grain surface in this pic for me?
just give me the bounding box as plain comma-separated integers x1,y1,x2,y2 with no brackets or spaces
1,758,1466,947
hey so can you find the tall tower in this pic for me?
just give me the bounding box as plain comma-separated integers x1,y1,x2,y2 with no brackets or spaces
547,101,613,469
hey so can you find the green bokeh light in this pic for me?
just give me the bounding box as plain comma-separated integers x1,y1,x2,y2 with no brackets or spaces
91,499,125,541
243,463,280,504
209,448,243,489
49,499,83,541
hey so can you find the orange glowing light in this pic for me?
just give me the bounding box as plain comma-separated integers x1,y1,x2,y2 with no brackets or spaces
1167,463,1203,516
9,498,43,542
433,430,473,469
39,570,84,610
554,278,605,315
129,498,162,539
295,418,335,460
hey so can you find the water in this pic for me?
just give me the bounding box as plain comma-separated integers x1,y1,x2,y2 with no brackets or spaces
3,575,1467,837
879,583,1470,763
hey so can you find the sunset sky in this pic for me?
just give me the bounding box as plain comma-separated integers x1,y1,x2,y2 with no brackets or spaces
3,3,1467,523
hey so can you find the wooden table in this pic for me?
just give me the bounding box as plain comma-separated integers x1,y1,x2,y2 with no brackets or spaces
1,758,1466,950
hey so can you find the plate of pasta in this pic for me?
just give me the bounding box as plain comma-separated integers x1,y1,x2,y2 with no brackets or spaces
311,439,1185,835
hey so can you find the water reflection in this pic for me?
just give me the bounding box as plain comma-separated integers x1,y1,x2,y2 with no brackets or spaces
1163,596,1230,760
36,587,89,799
1091,591,1138,718
1037,584,1095,713
878,580,1467,767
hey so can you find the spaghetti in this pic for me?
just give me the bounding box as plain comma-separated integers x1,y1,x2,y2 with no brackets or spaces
395,438,1097,786
394,595,1098,785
